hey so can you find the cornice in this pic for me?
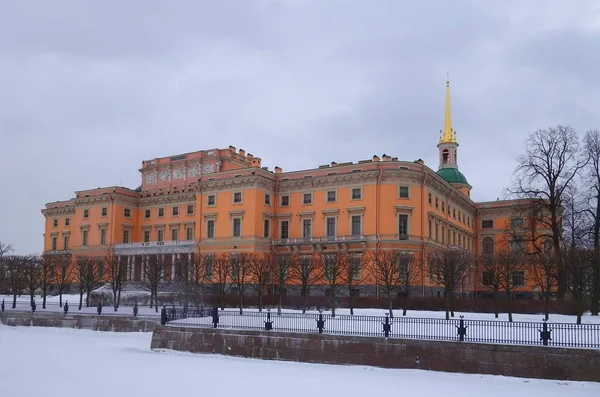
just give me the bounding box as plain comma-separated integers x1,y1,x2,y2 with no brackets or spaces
72,193,139,208
42,207,76,218
278,171,379,193
139,192,196,207
478,204,531,217
380,169,426,185
199,175,275,193
425,174,476,214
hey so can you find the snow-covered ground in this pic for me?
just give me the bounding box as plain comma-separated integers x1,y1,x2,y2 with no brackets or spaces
4,293,600,324
0,326,597,397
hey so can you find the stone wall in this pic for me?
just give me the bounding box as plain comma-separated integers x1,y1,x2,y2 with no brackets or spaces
151,326,600,382
0,311,159,332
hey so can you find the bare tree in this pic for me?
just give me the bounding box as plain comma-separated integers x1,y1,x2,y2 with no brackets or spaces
212,253,231,310
51,254,73,307
563,247,595,324
190,253,214,307
527,250,559,320
270,252,293,316
398,252,419,316
0,241,13,294
174,255,204,309
105,254,127,311
507,125,587,299
496,248,526,322
22,255,42,306
39,256,54,309
480,253,504,319
582,129,600,315
229,252,252,315
340,253,365,316
428,248,471,320
289,253,323,314
140,255,168,312
6,255,24,309
247,252,272,312
74,256,104,310
321,251,347,317
370,250,402,317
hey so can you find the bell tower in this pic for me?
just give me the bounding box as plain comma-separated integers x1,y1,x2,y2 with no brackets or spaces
438,76,458,170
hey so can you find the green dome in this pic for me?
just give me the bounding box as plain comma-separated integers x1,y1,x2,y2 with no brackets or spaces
437,167,470,186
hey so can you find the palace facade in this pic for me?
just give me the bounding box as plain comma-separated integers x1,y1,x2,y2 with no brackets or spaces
42,80,544,298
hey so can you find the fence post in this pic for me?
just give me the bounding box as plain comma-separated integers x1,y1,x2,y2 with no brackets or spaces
133,302,138,317
539,319,552,346
316,310,325,334
382,312,392,338
97,302,102,315
212,305,219,328
64,301,69,315
456,315,468,341
1,299,4,312
160,306,167,325
264,308,273,331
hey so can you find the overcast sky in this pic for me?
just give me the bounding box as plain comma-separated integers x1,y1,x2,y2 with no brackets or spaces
1,1,599,254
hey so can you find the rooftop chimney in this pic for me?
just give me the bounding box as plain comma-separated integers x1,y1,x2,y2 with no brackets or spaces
228,145,236,152
251,157,262,168
239,148,245,156
372,155,380,162
274,166,282,174
331,161,338,167
415,159,424,165
247,153,254,159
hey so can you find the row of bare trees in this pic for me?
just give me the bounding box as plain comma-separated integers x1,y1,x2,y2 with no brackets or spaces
508,125,600,315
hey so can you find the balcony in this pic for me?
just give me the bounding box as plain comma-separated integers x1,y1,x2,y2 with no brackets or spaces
272,235,367,246
113,240,196,255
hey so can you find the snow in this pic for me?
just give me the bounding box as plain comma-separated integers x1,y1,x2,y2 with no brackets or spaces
0,326,598,397
4,293,600,324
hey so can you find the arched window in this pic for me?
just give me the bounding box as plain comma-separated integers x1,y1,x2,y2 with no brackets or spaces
482,237,494,255
442,149,449,164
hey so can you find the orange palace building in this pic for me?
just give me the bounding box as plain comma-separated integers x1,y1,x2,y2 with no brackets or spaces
42,80,540,298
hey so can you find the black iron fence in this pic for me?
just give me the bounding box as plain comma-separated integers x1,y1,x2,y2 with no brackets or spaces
162,306,600,349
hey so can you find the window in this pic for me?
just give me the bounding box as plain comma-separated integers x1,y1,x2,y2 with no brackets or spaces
442,225,445,244
207,220,215,239
428,220,432,238
482,237,494,255
233,192,242,203
351,215,361,236
511,218,524,228
82,230,89,246
452,208,456,218
349,255,361,280
510,237,525,253
398,186,409,198
143,230,150,243
204,254,214,277
65,218,70,226
208,195,216,206
482,272,494,286
435,197,439,209
83,209,89,219
512,271,525,287
101,207,107,217
157,229,164,242
327,191,336,202
302,219,312,238
63,236,69,250
233,218,242,237
186,227,194,241
100,229,106,245
428,193,432,204
481,220,494,229
303,193,312,204
263,219,270,238
144,209,151,218
281,195,289,206
53,219,58,227
326,217,336,238
442,202,445,212
124,208,131,217
172,206,179,216
123,230,130,244
158,208,164,217
171,228,178,241
264,194,271,205
280,220,289,239
435,223,439,241
398,214,408,239
351,188,362,200
51,237,57,251
187,204,194,215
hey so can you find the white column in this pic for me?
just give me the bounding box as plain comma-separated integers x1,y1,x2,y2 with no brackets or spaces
171,253,177,280
142,255,147,282
126,256,132,281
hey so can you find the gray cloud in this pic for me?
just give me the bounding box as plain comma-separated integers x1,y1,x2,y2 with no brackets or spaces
1,0,599,253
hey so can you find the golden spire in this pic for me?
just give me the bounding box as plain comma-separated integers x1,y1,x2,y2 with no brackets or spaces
439,74,456,143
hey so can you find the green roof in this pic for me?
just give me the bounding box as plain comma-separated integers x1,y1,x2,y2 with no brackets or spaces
436,167,470,186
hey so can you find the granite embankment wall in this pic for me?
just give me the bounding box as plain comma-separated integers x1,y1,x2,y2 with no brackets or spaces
0,311,159,332
151,325,600,382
